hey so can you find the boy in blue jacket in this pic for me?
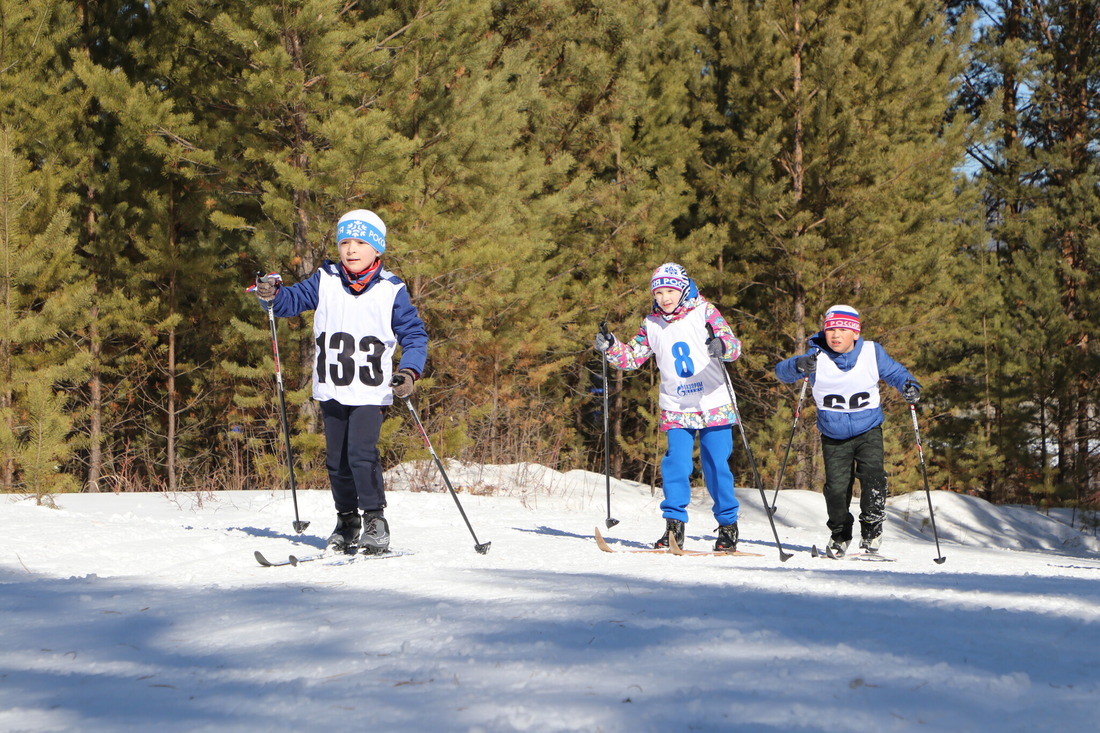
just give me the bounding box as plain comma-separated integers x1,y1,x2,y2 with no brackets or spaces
775,305,919,555
254,209,428,554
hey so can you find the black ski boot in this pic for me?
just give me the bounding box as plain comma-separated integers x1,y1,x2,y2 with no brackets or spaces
653,519,685,549
327,511,362,553
359,510,390,555
714,523,739,552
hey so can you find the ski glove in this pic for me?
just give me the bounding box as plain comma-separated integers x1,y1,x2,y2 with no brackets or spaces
255,273,282,302
594,331,615,353
795,353,817,374
706,334,725,359
903,381,921,404
391,368,417,399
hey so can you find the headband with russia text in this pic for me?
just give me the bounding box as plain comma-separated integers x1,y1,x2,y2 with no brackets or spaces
337,218,386,253
823,307,860,333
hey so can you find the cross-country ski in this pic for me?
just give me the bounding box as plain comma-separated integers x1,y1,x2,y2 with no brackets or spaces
810,544,896,562
254,549,412,567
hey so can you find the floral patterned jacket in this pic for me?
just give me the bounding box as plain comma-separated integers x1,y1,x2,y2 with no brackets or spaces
604,292,741,431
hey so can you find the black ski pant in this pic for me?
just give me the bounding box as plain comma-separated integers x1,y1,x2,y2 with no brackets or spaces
820,425,888,543
320,400,386,515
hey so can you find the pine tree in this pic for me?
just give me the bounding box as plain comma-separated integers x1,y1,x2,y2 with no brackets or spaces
30,0,168,493
0,2,94,500
0,128,90,503
960,0,1100,503
76,1,252,493
448,0,710,477
690,0,976,493
182,0,418,486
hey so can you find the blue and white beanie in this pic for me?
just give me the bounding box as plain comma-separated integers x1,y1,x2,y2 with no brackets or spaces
651,262,689,293
336,209,387,254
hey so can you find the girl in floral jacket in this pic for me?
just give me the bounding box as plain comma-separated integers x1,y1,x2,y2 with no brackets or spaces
595,263,742,551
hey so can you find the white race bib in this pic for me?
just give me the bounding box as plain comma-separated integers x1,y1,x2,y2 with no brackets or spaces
312,269,399,405
646,307,729,413
813,341,881,413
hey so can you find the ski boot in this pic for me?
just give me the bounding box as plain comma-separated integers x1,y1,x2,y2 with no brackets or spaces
327,511,362,554
859,534,883,553
826,536,851,557
359,510,391,555
653,519,685,549
714,523,739,552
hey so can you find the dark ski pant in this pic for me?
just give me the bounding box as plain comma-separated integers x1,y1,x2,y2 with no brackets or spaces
320,400,386,514
820,425,888,543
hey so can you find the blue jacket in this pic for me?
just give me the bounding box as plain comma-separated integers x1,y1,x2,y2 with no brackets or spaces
775,332,917,440
266,260,428,377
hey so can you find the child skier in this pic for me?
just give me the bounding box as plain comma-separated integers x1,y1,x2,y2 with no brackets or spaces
595,263,743,551
253,209,428,555
774,305,920,555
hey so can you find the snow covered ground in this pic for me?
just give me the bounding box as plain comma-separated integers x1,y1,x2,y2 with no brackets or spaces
3,462,1099,733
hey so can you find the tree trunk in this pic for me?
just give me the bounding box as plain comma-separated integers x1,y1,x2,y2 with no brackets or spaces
87,304,103,492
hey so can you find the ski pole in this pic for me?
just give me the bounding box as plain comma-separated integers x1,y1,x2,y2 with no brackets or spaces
599,321,619,529
261,283,309,534
708,325,793,561
398,388,491,554
908,398,946,564
768,374,810,515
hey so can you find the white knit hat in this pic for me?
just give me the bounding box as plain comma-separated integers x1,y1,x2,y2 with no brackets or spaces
651,262,689,293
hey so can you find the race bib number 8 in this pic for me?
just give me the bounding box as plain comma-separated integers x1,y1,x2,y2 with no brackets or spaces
671,341,695,377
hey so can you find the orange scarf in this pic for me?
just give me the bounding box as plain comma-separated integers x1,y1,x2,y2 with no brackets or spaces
343,260,381,293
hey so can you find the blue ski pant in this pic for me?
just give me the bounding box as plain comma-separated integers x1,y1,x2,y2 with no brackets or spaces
320,400,386,514
660,425,739,526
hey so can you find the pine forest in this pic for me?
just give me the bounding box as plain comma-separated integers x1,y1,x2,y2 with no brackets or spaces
1,0,1097,515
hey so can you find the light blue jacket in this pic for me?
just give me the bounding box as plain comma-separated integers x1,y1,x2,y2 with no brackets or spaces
775,332,917,440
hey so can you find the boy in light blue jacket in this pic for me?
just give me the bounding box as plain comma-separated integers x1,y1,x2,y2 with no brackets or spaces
775,305,920,555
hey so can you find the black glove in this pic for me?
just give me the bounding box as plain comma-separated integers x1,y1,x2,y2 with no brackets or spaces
594,331,615,353
255,273,282,302
903,381,921,404
391,368,417,399
706,334,725,359
795,353,817,374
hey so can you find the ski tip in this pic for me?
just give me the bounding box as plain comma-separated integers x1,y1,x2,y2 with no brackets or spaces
288,555,300,566
594,526,615,553
254,550,273,567
810,545,819,558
